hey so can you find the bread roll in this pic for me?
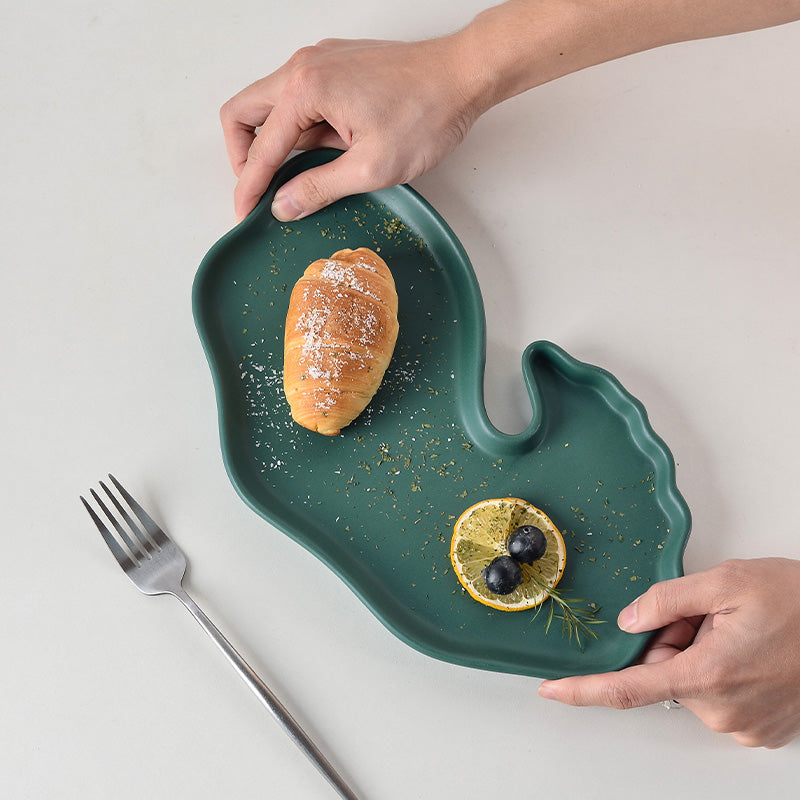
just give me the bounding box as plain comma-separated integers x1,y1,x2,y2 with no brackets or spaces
283,247,399,435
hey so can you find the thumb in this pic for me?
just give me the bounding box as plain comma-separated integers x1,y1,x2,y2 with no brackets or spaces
617,565,732,634
270,147,394,222
538,567,739,709
539,657,695,709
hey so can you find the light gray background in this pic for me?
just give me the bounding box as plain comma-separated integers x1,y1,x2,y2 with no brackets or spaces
3,2,799,797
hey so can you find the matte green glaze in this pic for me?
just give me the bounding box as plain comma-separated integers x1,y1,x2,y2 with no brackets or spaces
193,150,690,678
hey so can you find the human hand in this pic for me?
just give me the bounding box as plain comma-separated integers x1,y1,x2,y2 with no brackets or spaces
539,558,800,748
219,36,487,223
219,2,800,223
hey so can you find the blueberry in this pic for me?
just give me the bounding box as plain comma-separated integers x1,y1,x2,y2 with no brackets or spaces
507,525,547,564
482,555,523,595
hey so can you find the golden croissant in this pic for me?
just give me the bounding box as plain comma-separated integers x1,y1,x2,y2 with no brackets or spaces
284,247,399,435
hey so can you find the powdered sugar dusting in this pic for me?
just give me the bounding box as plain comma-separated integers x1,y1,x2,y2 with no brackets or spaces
291,264,388,407
319,258,380,300
237,353,302,473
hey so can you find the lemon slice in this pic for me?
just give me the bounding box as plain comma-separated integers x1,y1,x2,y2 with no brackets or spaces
450,497,567,611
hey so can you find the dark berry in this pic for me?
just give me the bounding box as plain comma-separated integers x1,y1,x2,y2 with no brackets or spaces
507,525,547,564
482,555,522,595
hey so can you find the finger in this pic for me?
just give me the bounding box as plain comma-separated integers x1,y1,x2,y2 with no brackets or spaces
223,120,258,178
269,146,396,222
618,565,737,635
232,100,313,221
220,86,279,177
295,123,348,152
638,616,703,664
539,656,696,709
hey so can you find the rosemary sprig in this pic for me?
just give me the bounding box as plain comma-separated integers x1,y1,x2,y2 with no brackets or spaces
528,573,605,651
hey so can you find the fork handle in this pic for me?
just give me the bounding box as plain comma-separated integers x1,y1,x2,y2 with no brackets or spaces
171,587,360,800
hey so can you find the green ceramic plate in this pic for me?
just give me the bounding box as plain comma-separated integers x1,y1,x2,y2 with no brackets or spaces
193,150,691,679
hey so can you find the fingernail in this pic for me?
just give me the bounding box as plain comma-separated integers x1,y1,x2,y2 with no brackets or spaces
618,598,639,632
271,191,303,222
538,682,557,700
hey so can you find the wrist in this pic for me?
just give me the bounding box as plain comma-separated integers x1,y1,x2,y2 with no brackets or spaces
439,1,616,120
452,0,800,112
451,0,594,110
449,0,692,110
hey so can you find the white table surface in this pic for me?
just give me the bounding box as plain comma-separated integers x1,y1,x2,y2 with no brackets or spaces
4,2,799,797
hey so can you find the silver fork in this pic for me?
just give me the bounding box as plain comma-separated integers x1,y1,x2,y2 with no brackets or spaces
81,474,360,800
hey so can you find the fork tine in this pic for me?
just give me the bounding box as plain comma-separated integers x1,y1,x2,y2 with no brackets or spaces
98,481,157,557
107,473,167,548
81,494,138,571
91,488,151,560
